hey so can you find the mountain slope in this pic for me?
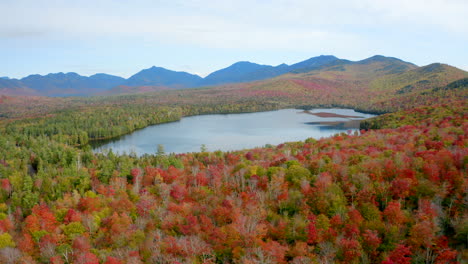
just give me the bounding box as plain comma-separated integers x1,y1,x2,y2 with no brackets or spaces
370,63,468,93
87,74,126,90
228,56,466,113
201,56,345,86
101,85,170,95
125,66,203,88
20,72,126,96
0,78,38,96
201,61,275,86
288,55,343,72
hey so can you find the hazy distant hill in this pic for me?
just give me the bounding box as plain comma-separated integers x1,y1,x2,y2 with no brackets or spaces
201,61,290,86
19,72,125,96
0,78,38,96
288,55,343,72
125,66,203,88
201,55,342,86
1,55,465,97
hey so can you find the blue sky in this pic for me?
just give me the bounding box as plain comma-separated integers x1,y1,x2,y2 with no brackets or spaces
2,0,467,78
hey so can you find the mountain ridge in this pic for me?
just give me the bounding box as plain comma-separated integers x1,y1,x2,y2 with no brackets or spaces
125,66,203,88
1,55,464,97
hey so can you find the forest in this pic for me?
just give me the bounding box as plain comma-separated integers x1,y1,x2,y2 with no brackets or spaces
0,71,466,263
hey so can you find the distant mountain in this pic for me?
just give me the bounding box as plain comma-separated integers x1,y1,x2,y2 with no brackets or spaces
87,74,126,90
201,61,278,86
288,55,343,72
0,78,38,96
355,55,417,74
0,77,9,80
2,55,464,97
20,72,125,96
125,66,202,88
201,55,343,86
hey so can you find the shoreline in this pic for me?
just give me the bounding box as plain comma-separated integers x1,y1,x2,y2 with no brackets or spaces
299,110,364,118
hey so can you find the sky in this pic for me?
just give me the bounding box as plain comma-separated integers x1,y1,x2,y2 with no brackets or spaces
1,0,468,79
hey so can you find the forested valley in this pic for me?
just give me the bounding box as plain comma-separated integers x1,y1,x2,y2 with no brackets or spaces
0,62,466,263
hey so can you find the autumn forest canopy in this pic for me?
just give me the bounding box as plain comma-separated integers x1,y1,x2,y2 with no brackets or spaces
0,55,467,263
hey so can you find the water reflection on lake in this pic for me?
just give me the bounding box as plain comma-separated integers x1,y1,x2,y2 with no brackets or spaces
92,108,375,155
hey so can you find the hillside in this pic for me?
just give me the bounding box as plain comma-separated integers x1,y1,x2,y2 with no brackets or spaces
0,78,38,96
124,66,203,88
200,55,341,86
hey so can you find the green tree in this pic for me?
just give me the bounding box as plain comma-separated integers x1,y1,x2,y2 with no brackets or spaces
0,233,15,248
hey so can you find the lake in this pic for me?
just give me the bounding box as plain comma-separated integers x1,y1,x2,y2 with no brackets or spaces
92,108,375,155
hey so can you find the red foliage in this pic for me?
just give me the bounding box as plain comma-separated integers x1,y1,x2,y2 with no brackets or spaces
180,214,200,235
32,204,58,232
409,220,436,248
72,236,91,253
362,229,381,254
170,184,187,201
78,197,102,213
136,198,153,217
433,236,458,264
162,166,182,183
344,223,360,239
416,199,438,221
39,234,58,251
340,238,361,261
24,214,40,233
64,209,82,224
131,168,142,178
143,167,160,186
75,252,99,264
0,178,11,193
389,178,412,199
382,244,412,264
50,256,65,264
106,212,132,236
347,208,364,226
261,240,288,264
330,215,343,229
109,195,135,213
195,172,209,186
104,256,123,264
307,214,318,244
17,233,35,254
383,201,407,225
0,217,13,232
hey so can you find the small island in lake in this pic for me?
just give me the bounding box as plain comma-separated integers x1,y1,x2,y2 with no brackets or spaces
299,110,364,118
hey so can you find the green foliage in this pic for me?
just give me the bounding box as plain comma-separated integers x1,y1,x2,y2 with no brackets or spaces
31,230,48,243
63,222,86,239
0,233,15,248
285,165,314,187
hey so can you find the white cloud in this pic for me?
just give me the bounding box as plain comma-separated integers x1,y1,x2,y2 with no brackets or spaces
0,1,365,52
2,0,466,46
1,0,467,77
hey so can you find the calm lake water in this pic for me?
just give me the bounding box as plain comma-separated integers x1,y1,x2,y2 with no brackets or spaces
92,109,375,155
